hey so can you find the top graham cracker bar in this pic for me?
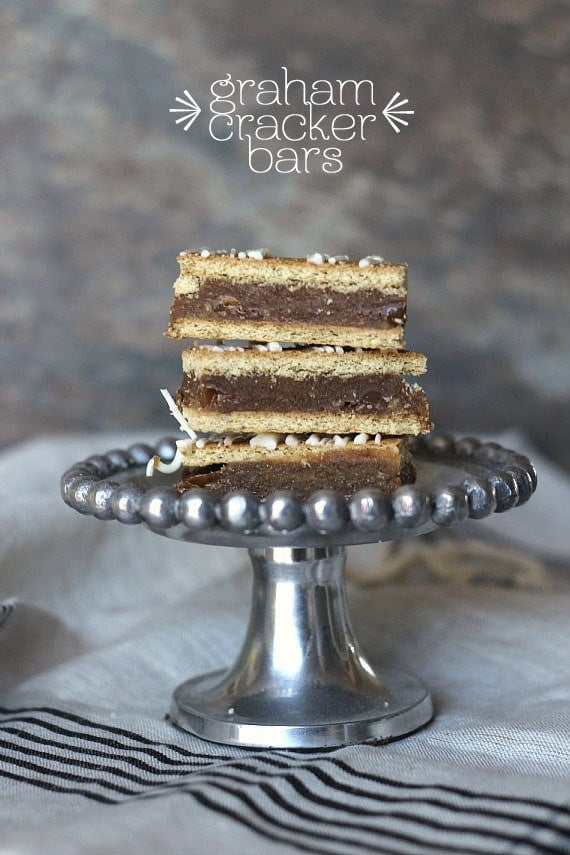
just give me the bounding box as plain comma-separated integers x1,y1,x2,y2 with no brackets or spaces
168,250,408,348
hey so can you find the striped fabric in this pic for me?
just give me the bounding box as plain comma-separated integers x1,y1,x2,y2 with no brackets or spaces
0,705,568,854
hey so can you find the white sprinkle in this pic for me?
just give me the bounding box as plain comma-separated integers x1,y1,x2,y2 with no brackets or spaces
247,248,270,260
250,433,283,451
353,433,370,445
223,436,235,446
285,434,300,447
333,435,350,446
305,434,321,446
326,298,333,305
374,433,382,444
195,438,207,448
358,254,384,267
200,248,211,258
199,343,245,352
267,341,283,351
238,251,247,259
229,248,237,257
307,252,328,264
329,255,349,264
334,346,344,355
319,437,333,445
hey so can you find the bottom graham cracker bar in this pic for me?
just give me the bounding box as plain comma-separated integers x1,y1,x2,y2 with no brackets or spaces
173,436,415,501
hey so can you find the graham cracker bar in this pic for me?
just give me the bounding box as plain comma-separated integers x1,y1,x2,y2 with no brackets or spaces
174,436,414,501
176,346,431,436
168,252,408,348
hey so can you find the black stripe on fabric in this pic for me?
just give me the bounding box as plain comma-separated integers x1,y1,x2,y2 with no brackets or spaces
0,706,235,760
0,727,216,773
211,763,567,842
1,738,565,852
188,778,499,855
0,738,197,787
329,756,566,812
228,754,566,829
175,770,569,855
190,786,403,855
0,706,566,854
1,753,141,797
261,752,567,816
0,767,118,804
0,713,227,765
275,760,561,828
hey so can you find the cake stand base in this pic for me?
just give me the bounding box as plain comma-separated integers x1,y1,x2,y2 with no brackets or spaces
170,545,432,748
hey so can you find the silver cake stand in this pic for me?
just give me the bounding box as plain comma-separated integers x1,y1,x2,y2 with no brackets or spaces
61,433,536,749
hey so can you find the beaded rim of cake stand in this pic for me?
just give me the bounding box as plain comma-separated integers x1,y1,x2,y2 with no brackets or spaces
60,433,537,537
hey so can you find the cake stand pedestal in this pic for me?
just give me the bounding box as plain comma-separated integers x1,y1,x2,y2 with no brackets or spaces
61,433,536,749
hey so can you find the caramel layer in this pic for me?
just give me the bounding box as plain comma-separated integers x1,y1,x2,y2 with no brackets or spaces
169,282,406,331
177,372,429,425
176,447,415,501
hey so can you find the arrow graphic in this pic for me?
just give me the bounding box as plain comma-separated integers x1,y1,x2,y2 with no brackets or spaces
170,89,202,131
382,92,414,133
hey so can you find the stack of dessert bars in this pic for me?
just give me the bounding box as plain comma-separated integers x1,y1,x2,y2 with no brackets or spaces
158,249,431,500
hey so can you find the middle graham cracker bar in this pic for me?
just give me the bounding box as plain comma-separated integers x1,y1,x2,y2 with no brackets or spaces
175,346,431,436
168,252,408,348
174,436,414,501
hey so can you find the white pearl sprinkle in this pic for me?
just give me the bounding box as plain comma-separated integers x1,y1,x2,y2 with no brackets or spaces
374,433,382,444
247,248,270,260
305,434,321,446
285,435,300,447
250,433,283,451
333,435,350,446
200,248,211,258
267,341,282,351
307,252,329,264
353,433,370,445
238,251,247,259
358,255,384,267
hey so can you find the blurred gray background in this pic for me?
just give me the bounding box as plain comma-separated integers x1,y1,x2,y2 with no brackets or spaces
2,0,569,466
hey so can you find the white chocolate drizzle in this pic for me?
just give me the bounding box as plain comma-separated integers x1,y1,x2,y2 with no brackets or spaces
160,388,197,440
145,448,184,477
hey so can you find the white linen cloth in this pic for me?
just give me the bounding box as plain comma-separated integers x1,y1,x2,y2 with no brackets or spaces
0,432,568,854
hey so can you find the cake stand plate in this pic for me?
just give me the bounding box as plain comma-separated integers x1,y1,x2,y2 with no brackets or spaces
61,433,537,748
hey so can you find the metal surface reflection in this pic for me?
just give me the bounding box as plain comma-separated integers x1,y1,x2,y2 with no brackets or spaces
171,546,432,748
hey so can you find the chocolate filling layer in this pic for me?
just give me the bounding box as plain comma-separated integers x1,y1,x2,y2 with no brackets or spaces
170,282,406,329
175,449,415,501
177,372,429,422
